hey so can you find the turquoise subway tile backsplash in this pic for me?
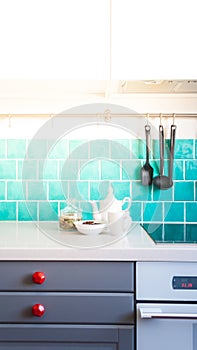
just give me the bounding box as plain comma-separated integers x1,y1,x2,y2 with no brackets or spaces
164,202,184,222
0,202,16,220
110,139,131,159
153,187,173,201
174,182,194,201
7,181,25,200
186,203,197,222
48,139,68,159
80,160,99,180
28,139,48,159
7,139,27,159
69,140,89,159
18,202,37,221
143,202,163,222
90,139,110,158
0,137,196,222
174,139,194,159
19,160,37,180
0,160,16,179
0,140,5,158
0,182,5,200
185,160,197,180
132,182,152,201
28,181,47,200
122,160,141,180
48,181,67,200
101,160,120,180
39,201,58,221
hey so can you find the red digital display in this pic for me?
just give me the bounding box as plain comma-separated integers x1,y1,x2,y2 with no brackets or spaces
181,282,193,288
173,276,197,289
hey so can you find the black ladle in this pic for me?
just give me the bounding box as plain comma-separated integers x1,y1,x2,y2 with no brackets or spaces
141,124,153,186
153,124,176,189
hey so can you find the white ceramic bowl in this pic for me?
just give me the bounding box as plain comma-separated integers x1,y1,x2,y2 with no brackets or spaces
74,220,106,235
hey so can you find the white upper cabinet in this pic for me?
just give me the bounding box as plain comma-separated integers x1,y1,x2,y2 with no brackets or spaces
111,0,197,79
0,0,110,79
0,0,196,80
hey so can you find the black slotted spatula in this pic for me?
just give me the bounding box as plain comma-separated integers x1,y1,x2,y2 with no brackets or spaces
141,124,153,186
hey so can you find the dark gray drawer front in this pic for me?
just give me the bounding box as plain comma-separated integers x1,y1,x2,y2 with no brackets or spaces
0,261,134,292
0,292,134,324
0,325,134,350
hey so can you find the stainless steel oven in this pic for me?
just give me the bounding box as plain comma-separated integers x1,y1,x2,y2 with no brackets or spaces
136,262,197,350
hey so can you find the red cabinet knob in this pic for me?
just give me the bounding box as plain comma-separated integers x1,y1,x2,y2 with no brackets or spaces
32,271,46,284
32,303,45,317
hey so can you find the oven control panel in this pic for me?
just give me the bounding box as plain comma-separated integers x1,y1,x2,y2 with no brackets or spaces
172,276,197,290
136,262,197,301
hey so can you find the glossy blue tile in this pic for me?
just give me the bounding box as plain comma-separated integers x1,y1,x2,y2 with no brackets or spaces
132,182,152,201
18,160,38,180
174,182,194,201
174,139,194,159
7,181,26,200
76,181,89,201
7,139,27,159
18,202,37,221
68,181,89,201
111,139,131,159
196,182,197,201
80,201,93,220
28,139,48,159
90,181,110,200
195,140,197,159
101,160,120,180
0,202,16,220
28,181,47,200
153,187,173,201
39,201,58,221
186,203,197,222
173,160,184,180
142,223,163,241
39,160,58,180
60,160,78,180
152,139,171,160
69,140,88,159
164,224,184,241
129,202,142,222
48,181,68,200
111,181,131,200
0,140,5,158
122,160,141,180
0,182,5,200
186,224,197,241
132,139,146,159
80,160,99,180
90,140,110,159
164,202,184,222
48,139,68,159
143,202,163,222
185,160,197,180
0,160,16,179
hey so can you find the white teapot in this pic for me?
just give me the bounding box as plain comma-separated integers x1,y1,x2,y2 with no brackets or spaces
91,184,131,224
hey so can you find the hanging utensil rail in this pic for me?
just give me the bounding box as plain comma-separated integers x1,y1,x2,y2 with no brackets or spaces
0,113,196,118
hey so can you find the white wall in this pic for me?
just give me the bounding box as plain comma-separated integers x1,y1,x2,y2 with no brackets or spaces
0,82,196,139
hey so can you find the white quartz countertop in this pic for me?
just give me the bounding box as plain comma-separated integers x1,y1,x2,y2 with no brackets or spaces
0,221,197,262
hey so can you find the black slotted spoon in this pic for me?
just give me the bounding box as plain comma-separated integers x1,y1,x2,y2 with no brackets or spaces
141,124,153,186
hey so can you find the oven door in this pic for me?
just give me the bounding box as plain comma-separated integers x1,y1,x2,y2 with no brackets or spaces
137,303,197,350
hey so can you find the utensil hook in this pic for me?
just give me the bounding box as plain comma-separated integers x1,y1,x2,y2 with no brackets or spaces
160,113,163,125
172,113,176,125
146,113,150,125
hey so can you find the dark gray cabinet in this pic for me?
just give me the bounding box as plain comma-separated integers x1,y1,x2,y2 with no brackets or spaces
0,261,134,349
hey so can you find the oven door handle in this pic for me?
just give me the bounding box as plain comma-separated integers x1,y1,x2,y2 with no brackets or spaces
140,307,197,320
